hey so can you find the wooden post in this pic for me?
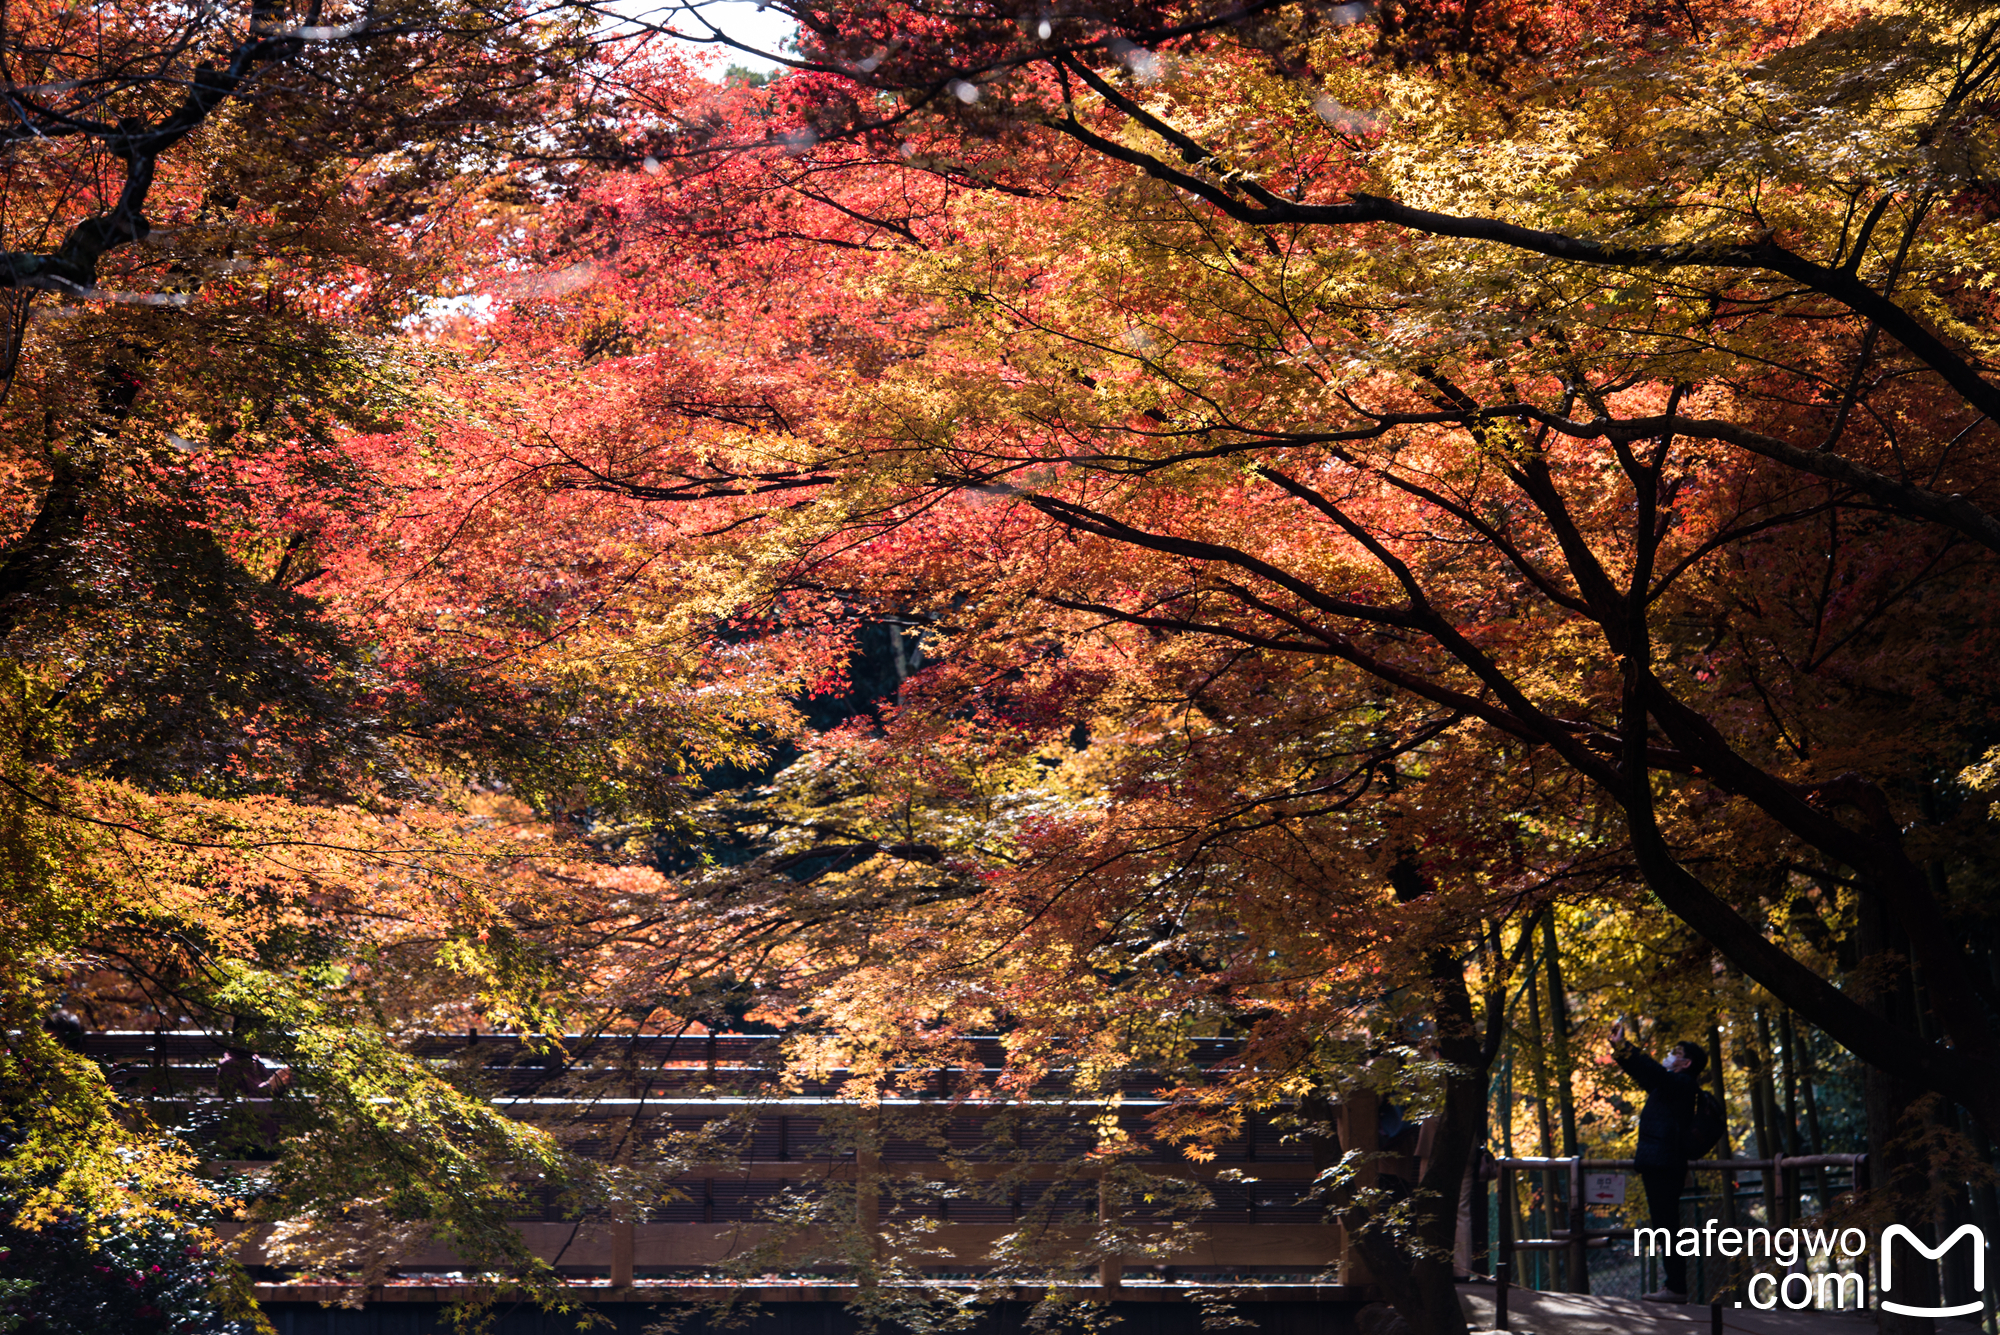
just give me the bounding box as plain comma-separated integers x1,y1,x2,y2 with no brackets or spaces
1336,1089,1379,1286
858,1115,882,1240
611,1220,635,1288
1098,1164,1121,1292
232,1223,272,1267
845,1103,881,1296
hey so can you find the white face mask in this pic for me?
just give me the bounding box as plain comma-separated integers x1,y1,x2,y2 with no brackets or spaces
1663,1051,1688,1072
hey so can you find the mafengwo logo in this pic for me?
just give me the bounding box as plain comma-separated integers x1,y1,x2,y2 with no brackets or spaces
1880,1224,1985,1319
1641,1221,1987,1313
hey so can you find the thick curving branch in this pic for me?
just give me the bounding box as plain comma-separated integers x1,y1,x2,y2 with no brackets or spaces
1046,63,2000,429
1020,480,1990,1128
0,7,331,294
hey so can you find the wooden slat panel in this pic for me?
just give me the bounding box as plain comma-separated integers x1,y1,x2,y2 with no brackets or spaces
249,1281,1371,1304
223,1221,1343,1270
203,1158,1318,1181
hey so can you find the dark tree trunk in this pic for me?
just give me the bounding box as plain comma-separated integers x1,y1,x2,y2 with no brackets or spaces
1349,945,1488,1335
1541,913,1579,1159
1524,943,1556,1161
1868,1068,1943,1335
1707,1003,1738,1229
1859,882,1943,1335
1339,862,1508,1335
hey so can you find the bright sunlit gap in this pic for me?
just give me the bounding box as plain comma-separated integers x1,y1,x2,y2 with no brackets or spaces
598,0,797,78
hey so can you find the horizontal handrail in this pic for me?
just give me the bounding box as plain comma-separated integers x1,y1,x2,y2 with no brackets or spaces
1492,1154,1864,1172
205,1157,1327,1182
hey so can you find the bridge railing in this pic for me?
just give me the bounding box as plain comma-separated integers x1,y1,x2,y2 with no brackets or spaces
1487,1152,1870,1314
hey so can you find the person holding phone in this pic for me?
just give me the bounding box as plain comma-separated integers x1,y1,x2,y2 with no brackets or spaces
1610,1019,1707,1303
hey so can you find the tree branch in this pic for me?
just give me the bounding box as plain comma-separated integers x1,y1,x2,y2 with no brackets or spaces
1038,94,2000,426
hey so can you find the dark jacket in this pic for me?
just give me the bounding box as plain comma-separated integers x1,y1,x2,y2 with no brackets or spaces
1614,1044,1700,1168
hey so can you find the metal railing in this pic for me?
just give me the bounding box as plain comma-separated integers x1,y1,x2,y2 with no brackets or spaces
1485,1153,1868,1325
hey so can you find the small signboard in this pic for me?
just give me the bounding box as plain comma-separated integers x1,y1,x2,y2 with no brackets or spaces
1585,1172,1628,1205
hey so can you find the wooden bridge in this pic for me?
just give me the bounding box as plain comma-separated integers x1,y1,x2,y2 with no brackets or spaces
84,1030,1382,1313
86,1031,1896,1334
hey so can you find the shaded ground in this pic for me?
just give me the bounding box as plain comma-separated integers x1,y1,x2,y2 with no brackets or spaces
1458,1283,1879,1334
